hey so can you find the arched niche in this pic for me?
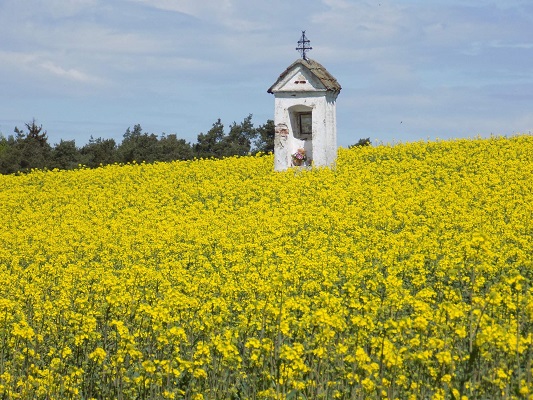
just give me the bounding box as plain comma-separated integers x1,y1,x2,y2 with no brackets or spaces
288,104,313,165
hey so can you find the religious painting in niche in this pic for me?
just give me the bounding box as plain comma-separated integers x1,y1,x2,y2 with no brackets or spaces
298,112,312,139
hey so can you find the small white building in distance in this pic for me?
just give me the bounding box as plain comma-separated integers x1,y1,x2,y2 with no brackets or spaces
268,32,341,171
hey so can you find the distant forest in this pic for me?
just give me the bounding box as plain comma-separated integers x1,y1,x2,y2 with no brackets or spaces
0,115,274,175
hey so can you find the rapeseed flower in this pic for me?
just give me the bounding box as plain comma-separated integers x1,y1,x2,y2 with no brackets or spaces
0,135,532,398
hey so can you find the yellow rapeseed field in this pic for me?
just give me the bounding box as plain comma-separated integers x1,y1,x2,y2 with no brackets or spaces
1,135,532,399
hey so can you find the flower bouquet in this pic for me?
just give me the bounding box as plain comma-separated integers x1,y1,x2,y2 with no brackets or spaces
291,148,307,166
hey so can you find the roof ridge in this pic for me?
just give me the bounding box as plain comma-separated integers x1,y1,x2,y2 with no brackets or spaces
267,59,341,94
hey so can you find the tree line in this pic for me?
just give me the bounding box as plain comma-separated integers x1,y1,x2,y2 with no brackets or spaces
0,115,274,175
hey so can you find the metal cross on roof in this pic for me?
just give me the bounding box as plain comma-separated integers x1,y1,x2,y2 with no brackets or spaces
296,31,312,60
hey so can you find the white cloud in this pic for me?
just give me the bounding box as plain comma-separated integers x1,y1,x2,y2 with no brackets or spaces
0,0,98,21
39,61,103,83
312,0,411,42
41,0,99,18
489,40,533,49
0,50,105,89
0,51,39,68
125,0,287,32
127,0,232,19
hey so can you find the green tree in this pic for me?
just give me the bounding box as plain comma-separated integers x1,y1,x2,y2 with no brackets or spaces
13,119,52,171
194,119,225,158
80,136,117,168
0,134,21,174
158,134,193,161
349,138,371,148
253,119,275,154
51,140,81,170
220,114,256,157
118,124,160,163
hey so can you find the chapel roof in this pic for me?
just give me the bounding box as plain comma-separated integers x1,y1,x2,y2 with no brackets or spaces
267,58,341,94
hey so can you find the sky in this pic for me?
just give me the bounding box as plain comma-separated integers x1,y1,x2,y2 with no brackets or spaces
1,0,532,148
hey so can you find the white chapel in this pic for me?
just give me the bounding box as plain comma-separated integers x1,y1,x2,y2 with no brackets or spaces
268,32,341,171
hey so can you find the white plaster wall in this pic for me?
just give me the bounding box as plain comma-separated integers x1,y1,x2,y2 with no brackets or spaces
325,92,338,166
273,91,338,171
